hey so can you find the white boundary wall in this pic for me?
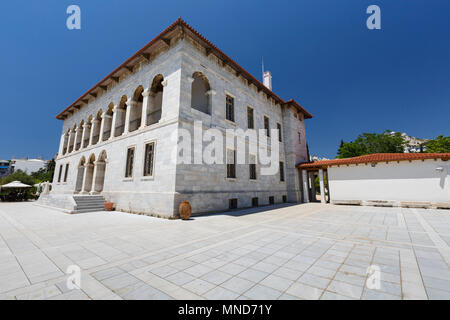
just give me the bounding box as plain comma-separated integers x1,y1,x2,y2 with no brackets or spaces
328,159,450,204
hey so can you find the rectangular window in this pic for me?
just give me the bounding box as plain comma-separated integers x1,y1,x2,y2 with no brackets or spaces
264,116,270,137
252,197,259,207
125,147,135,178
143,142,155,177
226,95,234,122
277,123,282,142
282,195,287,203
229,198,238,209
298,132,302,144
280,161,285,182
269,196,275,205
249,164,256,180
227,150,236,179
58,165,63,182
64,164,69,182
247,107,254,129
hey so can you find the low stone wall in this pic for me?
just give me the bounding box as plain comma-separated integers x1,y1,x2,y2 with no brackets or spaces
36,194,77,213
102,191,177,218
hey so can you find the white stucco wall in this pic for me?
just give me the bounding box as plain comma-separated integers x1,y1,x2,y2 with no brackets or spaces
328,159,450,203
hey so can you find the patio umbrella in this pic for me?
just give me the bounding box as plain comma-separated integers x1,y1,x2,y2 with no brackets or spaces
0,181,32,190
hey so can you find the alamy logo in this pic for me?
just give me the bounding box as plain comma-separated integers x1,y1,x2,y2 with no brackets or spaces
366,265,381,290
66,5,81,30
168,121,281,175
66,265,81,290
366,5,381,30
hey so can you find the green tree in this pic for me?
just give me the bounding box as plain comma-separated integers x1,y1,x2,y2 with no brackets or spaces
0,170,36,186
31,158,55,183
337,130,405,158
424,135,450,153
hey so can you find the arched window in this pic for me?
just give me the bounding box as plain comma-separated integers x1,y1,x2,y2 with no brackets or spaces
129,86,144,132
147,75,164,125
114,96,127,136
102,103,114,141
191,72,211,114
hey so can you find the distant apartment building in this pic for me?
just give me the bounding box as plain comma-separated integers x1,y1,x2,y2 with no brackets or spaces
0,160,10,177
10,158,49,174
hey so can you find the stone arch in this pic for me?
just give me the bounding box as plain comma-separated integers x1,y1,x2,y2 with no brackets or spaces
75,120,84,151
93,150,107,193
114,95,128,137
102,103,114,141
191,72,211,114
129,85,144,132
68,124,77,153
75,156,86,193
91,109,103,145
80,154,96,194
83,115,93,148
62,128,70,155
147,74,164,125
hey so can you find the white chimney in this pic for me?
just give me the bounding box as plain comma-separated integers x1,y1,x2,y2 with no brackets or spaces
263,71,272,90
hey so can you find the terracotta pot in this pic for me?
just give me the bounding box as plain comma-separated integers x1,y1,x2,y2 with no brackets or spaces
104,202,114,211
179,201,191,220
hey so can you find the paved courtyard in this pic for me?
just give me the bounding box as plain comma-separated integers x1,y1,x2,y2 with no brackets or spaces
0,202,450,300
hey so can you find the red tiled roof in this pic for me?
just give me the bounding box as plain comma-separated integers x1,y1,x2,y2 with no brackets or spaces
298,153,450,169
56,18,312,120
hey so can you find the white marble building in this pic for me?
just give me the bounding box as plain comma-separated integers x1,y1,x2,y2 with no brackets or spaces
40,19,312,217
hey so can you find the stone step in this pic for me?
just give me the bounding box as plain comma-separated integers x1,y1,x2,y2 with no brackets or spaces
73,195,106,213
74,200,105,205
76,208,106,213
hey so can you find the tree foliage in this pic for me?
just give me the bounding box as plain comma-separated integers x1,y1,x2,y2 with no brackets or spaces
337,130,405,159
424,135,450,153
31,159,55,183
0,170,35,186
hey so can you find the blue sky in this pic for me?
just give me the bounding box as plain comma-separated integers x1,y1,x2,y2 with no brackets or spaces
0,0,449,160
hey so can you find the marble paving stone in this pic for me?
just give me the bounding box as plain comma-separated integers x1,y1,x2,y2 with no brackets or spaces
1,203,449,300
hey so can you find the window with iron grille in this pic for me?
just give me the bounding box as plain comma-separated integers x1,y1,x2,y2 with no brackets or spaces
247,107,254,129
226,95,234,122
125,147,135,178
280,161,285,182
64,164,69,182
143,142,155,177
249,163,256,180
58,165,63,182
264,116,270,137
277,123,282,142
227,150,236,178
229,198,238,209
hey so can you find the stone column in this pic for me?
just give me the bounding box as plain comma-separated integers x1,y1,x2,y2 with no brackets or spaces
81,123,89,148
67,129,74,153
123,99,132,135
110,105,118,139
302,170,309,203
74,127,81,151
140,88,151,129
90,161,99,195
319,169,326,204
80,163,93,194
58,133,66,157
89,119,99,146
205,90,216,115
98,113,106,143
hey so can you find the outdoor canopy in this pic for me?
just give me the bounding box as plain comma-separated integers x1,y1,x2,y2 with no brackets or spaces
0,181,32,189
